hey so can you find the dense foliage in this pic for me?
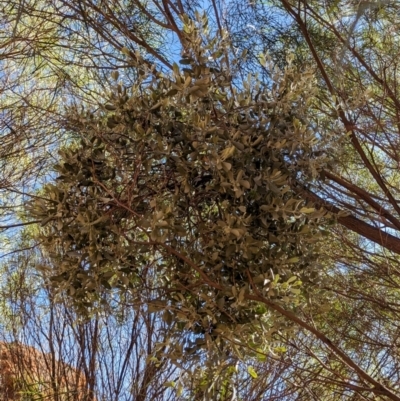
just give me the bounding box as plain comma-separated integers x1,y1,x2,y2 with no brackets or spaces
28,22,331,344
2,0,400,400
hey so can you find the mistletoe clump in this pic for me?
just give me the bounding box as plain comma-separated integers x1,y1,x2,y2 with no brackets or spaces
29,19,332,349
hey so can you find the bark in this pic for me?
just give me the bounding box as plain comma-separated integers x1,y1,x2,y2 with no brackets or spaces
302,187,400,255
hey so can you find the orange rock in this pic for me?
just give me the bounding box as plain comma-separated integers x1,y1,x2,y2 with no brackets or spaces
0,341,95,400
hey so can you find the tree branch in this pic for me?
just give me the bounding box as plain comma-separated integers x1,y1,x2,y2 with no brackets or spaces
301,187,400,254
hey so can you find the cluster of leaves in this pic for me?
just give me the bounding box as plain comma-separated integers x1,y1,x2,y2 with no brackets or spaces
3,0,400,398
28,19,332,351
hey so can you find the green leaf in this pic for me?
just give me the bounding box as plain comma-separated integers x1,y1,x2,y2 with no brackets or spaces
247,366,258,379
300,207,315,213
259,53,267,67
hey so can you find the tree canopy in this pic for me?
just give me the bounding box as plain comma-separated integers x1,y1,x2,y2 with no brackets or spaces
1,0,400,400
